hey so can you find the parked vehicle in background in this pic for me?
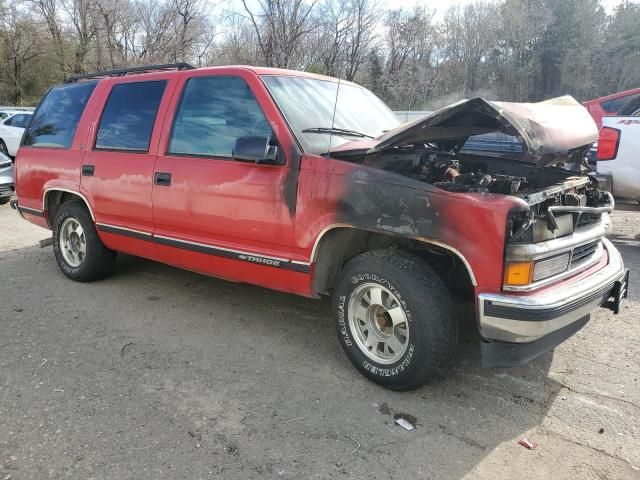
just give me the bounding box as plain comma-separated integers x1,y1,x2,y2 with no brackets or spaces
12,64,628,390
617,96,640,117
584,87,640,128
461,131,523,158
0,112,32,157
597,115,640,202
0,107,35,121
0,152,14,205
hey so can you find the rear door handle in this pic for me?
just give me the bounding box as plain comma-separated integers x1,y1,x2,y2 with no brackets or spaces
82,164,95,176
154,172,172,186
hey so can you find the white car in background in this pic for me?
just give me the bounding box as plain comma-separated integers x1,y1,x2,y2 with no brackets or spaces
0,112,32,157
597,113,640,202
0,152,14,205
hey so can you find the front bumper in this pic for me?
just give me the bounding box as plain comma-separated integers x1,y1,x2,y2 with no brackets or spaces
479,238,627,367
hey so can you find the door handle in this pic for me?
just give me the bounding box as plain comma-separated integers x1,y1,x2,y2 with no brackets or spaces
154,172,172,186
82,164,95,176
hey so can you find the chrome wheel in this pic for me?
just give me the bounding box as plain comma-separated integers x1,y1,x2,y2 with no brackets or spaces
348,283,410,364
59,217,86,267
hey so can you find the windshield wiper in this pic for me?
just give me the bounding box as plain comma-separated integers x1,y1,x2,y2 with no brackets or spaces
301,127,374,139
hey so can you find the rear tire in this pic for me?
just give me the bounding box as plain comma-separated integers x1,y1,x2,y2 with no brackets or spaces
333,249,457,390
52,201,116,281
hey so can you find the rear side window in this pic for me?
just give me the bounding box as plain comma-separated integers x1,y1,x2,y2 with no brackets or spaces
23,81,97,148
96,81,166,152
168,76,272,158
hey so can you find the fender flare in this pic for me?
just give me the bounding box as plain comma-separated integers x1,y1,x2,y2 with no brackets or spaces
310,224,478,287
43,187,95,227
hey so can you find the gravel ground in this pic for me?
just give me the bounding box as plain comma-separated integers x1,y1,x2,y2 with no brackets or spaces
0,203,638,480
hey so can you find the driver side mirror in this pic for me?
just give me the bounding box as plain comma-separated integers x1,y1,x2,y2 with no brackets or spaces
233,136,281,164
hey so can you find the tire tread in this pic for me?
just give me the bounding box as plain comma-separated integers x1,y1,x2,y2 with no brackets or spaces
52,201,116,282
334,248,458,391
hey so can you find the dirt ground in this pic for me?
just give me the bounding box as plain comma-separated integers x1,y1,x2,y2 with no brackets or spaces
0,202,638,480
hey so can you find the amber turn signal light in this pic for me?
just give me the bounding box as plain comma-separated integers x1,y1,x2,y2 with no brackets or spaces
504,261,533,286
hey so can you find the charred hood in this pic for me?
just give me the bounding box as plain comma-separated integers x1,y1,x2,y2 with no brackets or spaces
360,96,598,167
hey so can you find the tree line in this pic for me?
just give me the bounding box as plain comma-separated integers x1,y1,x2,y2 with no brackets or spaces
1,0,639,109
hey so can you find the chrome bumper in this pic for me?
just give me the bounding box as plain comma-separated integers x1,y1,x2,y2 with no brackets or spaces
478,238,626,344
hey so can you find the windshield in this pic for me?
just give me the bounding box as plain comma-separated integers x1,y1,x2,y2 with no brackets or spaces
262,75,399,154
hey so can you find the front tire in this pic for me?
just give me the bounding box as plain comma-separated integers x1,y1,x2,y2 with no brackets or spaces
333,249,457,390
52,202,116,281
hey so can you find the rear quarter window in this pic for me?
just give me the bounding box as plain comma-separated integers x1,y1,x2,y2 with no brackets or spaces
23,81,97,148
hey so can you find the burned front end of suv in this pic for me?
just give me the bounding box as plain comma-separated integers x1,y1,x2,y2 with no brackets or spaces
326,95,628,367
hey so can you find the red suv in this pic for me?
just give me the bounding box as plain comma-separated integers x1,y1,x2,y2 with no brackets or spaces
584,87,640,128
13,64,628,390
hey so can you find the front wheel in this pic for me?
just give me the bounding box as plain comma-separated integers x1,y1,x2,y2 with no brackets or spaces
333,249,457,390
52,202,116,281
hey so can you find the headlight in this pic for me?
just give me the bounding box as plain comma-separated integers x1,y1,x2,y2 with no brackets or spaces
504,252,571,287
532,253,570,282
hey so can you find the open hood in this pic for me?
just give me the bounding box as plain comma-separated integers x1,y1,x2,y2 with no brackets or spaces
369,96,598,167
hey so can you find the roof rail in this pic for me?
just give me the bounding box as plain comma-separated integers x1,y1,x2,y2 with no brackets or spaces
64,63,196,83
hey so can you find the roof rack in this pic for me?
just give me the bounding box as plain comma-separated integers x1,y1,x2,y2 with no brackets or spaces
64,62,196,83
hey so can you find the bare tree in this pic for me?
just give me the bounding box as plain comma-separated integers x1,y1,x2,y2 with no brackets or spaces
94,0,130,68
314,0,378,80
1,6,46,103
240,0,318,68
61,0,98,73
173,0,205,62
0,0,635,108
27,0,68,76
135,0,175,63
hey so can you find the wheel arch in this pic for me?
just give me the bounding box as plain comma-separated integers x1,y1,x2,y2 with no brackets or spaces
310,225,477,297
43,188,95,228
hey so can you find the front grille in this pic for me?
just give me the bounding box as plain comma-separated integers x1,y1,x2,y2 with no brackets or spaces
570,241,599,269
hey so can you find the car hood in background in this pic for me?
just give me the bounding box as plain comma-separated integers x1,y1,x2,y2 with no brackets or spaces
334,96,598,167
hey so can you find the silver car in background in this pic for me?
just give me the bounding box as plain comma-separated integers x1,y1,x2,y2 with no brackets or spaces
0,152,14,205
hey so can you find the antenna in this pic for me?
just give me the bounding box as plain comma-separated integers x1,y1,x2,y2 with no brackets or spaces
327,75,341,157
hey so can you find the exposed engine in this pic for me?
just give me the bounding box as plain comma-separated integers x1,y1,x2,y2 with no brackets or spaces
354,149,548,196
424,157,526,195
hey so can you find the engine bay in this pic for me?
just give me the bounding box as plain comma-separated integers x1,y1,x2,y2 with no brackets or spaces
351,147,593,197
330,145,613,242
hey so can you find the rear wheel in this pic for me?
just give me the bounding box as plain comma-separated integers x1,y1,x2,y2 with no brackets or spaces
333,249,457,390
52,202,116,281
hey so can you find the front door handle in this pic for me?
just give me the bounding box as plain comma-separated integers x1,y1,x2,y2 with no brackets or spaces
82,164,95,176
154,172,172,186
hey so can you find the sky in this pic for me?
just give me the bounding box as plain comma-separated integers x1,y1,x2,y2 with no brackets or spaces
214,0,631,16
386,0,626,13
